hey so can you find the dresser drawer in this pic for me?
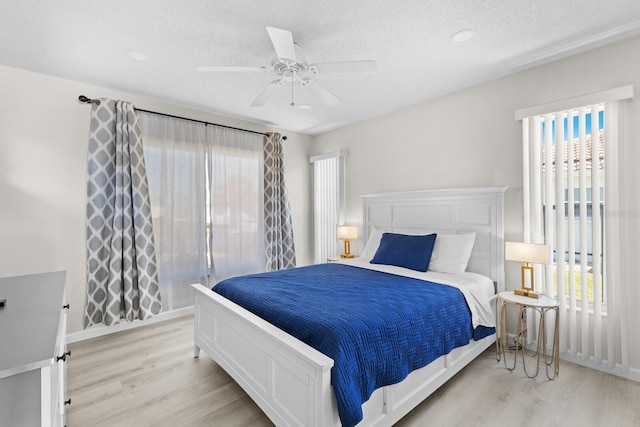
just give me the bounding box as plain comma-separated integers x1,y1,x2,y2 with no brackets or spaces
0,271,67,427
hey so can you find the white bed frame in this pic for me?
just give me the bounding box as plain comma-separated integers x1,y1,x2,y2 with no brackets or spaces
193,187,506,426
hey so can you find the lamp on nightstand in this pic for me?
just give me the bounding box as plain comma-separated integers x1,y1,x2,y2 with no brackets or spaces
505,241,550,299
337,226,358,258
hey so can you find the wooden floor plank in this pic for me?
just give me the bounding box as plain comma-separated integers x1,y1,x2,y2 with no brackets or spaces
66,315,640,426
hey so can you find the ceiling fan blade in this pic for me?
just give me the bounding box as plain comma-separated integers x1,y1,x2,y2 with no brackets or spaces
251,80,282,107
196,66,266,73
266,27,297,64
306,80,340,106
312,60,377,74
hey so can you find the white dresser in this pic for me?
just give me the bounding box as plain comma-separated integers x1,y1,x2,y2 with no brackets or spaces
0,271,68,427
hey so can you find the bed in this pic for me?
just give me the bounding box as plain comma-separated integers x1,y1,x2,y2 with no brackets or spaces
192,186,506,426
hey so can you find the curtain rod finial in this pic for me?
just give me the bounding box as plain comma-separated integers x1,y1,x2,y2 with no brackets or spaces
79,95,101,105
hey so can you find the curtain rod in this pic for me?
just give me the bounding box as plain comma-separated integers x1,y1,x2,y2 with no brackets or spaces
78,95,286,140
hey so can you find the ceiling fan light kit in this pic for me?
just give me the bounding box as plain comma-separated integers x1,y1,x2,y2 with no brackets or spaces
198,27,376,108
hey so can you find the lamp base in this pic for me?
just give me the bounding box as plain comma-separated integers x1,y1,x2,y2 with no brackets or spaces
514,288,539,299
340,254,355,259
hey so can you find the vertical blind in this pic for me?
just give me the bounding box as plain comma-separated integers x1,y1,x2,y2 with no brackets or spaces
517,85,634,372
310,151,347,263
546,107,603,358
524,104,605,361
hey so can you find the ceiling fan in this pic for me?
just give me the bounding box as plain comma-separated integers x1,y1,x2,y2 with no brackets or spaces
197,27,376,107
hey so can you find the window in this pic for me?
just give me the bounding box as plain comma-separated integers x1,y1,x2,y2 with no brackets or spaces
206,127,264,278
139,112,264,311
310,151,347,263
516,85,634,367
538,108,605,305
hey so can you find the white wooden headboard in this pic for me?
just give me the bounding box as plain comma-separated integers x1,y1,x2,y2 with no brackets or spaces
362,187,507,293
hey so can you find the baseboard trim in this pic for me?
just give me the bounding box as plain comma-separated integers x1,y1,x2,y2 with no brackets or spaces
66,306,194,344
502,332,640,383
559,352,640,383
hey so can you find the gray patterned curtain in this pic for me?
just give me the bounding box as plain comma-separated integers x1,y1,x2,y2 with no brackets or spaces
263,132,296,271
85,99,162,327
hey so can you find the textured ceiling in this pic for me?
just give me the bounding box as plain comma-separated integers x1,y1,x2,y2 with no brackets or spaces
1,1,640,135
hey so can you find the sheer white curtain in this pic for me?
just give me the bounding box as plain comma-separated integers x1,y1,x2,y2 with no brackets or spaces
516,86,636,375
140,112,265,309
139,112,209,311
206,126,264,281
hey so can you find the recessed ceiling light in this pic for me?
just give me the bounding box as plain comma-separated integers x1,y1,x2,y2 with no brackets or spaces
450,29,476,43
298,104,312,110
125,50,149,61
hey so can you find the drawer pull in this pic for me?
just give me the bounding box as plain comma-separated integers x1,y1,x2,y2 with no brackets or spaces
57,350,71,362
63,304,70,310
65,398,71,406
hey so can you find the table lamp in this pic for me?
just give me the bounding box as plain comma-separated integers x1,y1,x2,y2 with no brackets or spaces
337,226,358,258
505,241,551,299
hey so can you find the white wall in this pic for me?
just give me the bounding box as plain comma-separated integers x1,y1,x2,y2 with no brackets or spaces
0,64,314,334
312,36,640,370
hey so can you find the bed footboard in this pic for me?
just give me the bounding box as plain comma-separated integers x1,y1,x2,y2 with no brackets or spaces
192,283,337,427
193,283,495,427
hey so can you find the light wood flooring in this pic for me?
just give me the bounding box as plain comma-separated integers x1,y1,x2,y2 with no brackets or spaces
66,315,640,427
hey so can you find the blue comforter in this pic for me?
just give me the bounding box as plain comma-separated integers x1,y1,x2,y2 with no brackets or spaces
213,263,485,427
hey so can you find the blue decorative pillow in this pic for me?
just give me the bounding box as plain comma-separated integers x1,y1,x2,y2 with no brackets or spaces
370,233,437,272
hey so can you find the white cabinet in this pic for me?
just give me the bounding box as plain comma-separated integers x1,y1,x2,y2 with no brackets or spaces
0,271,68,427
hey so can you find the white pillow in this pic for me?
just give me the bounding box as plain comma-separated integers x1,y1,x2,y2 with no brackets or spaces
358,227,384,262
428,233,476,274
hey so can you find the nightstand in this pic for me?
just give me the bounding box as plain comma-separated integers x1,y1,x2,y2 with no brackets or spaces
496,290,559,379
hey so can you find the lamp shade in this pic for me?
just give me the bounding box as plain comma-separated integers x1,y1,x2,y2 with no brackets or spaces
337,226,358,240
505,241,550,264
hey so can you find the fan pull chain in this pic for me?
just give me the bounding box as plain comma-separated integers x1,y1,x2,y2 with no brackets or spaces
290,77,295,107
